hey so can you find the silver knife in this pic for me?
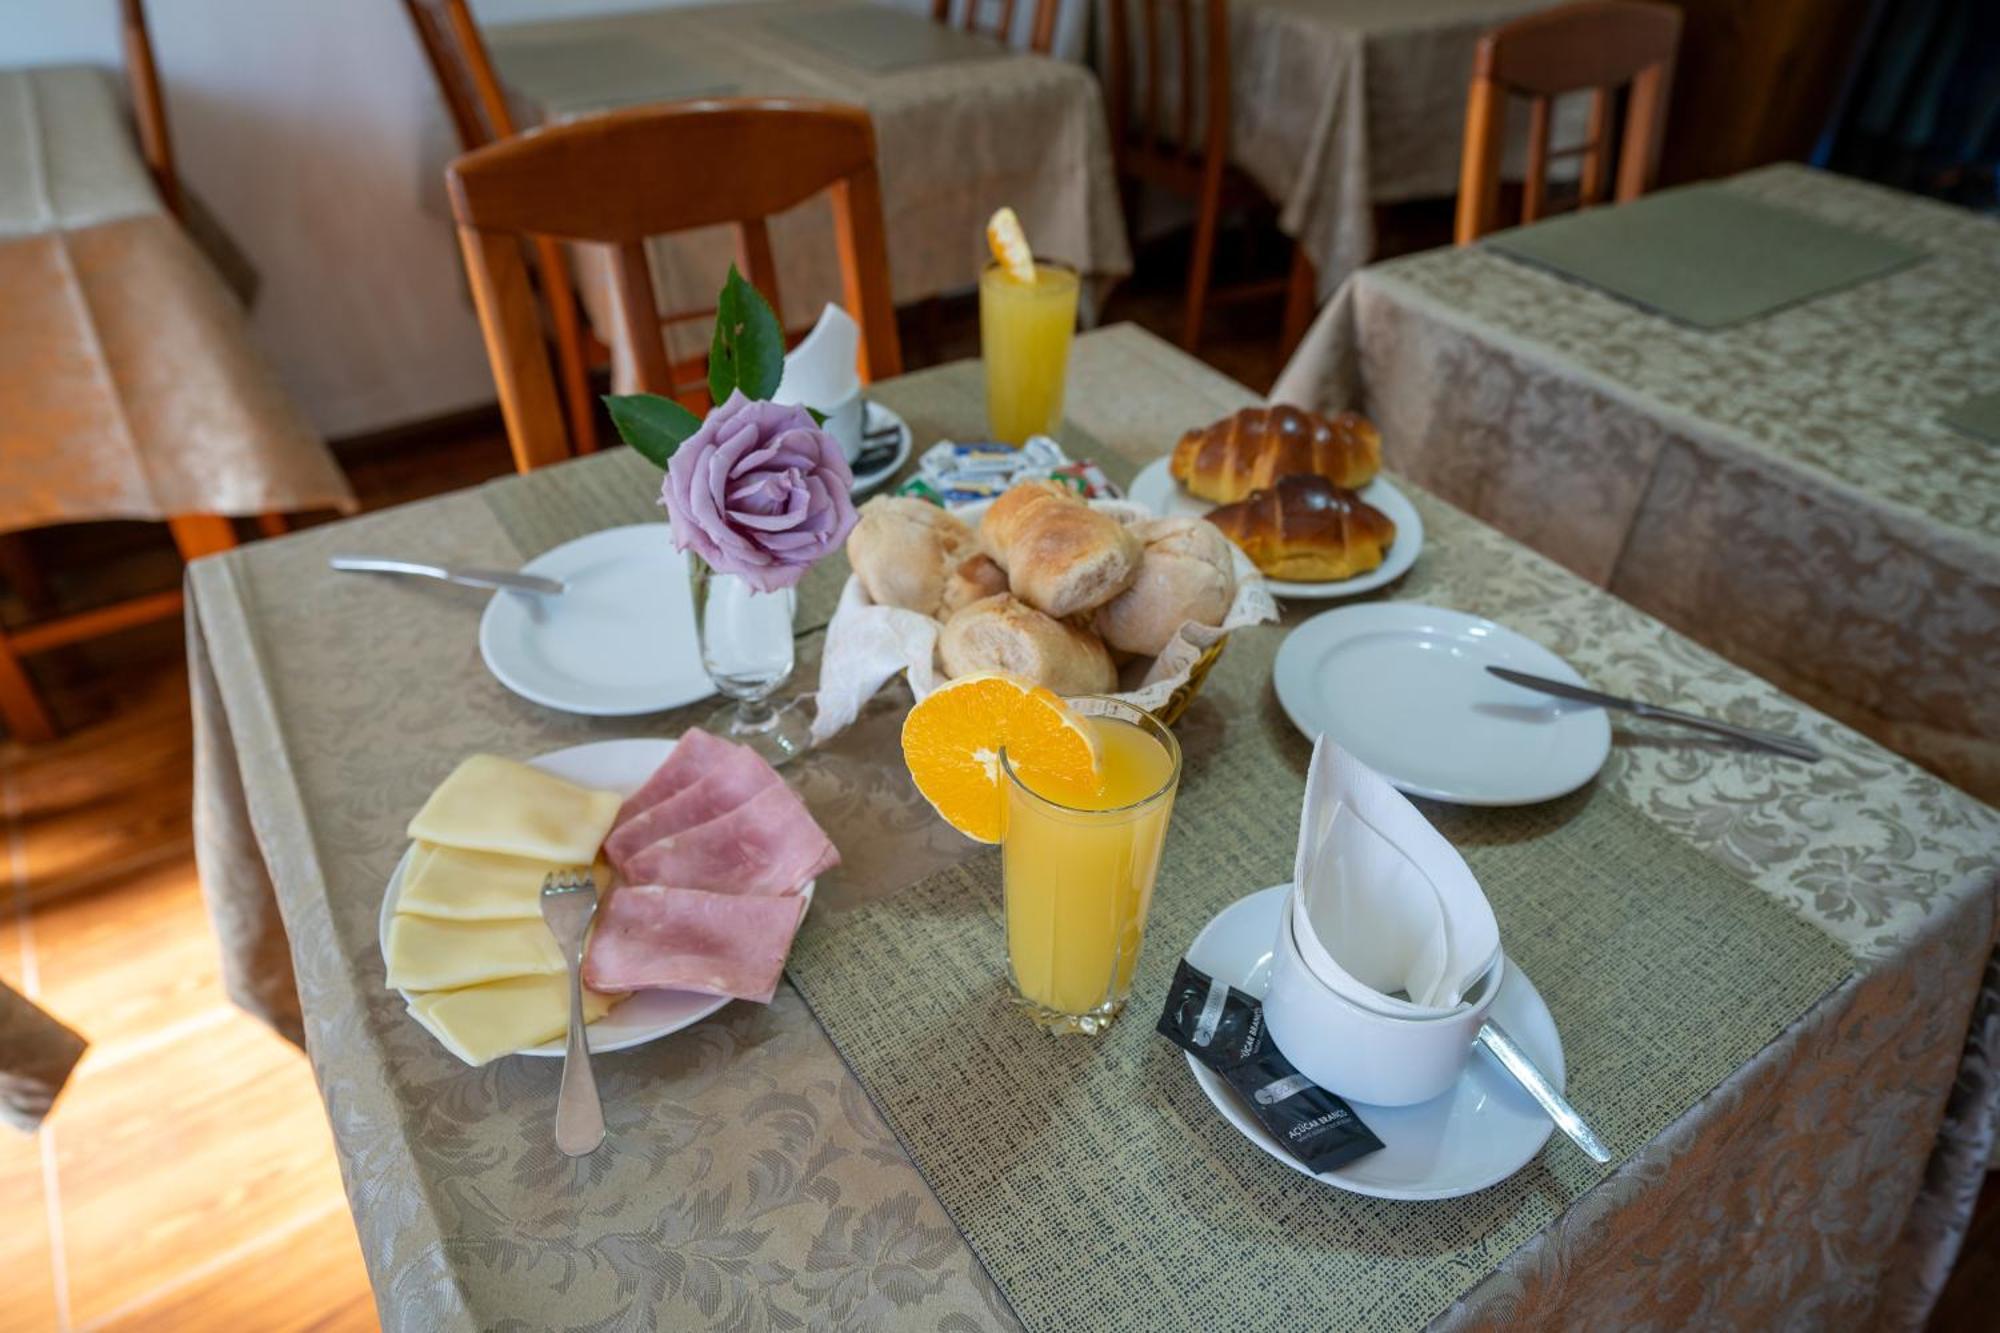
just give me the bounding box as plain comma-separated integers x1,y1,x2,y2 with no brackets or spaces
1476,1021,1612,1164
328,556,564,596
1485,666,1822,762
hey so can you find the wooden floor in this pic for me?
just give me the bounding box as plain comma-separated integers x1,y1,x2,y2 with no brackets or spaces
2,229,1995,1331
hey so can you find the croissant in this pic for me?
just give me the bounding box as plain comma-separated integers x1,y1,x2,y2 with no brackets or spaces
1170,405,1381,503
1204,476,1396,582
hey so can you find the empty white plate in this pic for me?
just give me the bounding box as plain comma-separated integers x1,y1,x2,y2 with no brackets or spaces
1126,455,1423,600
479,524,714,716
1184,884,1559,1200
379,736,815,1056
1273,603,1611,805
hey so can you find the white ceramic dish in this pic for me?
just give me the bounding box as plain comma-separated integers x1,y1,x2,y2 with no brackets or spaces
479,525,714,717
1273,603,1612,806
379,736,815,1057
1184,884,1559,1200
1126,455,1423,599
1264,885,1503,1106
849,401,912,495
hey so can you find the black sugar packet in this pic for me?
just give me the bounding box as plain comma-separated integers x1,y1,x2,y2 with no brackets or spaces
1157,957,1385,1174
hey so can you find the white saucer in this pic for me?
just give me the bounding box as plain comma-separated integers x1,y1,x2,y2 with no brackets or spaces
1127,456,1423,599
849,400,912,495
1273,603,1612,805
478,525,714,716
1183,884,1559,1200
379,737,815,1057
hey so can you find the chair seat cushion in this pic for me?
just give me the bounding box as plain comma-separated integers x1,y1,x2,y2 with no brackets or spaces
0,65,158,239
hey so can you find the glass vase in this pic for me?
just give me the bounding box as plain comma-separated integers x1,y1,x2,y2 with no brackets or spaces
688,555,810,765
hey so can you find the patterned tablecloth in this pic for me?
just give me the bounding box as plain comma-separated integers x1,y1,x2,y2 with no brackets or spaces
1274,165,2000,804
1213,0,1553,297
0,66,353,535
187,326,1998,1330
479,0,1131,366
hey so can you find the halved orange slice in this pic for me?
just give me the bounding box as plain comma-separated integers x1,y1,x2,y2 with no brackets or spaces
985,206,1037,285
900,672,1099,843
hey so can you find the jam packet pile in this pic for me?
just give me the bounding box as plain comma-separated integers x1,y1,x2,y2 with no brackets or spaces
895,435,1119,507
1157,957,1384,1174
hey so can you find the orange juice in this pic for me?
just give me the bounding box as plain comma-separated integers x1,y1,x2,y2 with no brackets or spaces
1001,698,1180,1033
980,260,1079,445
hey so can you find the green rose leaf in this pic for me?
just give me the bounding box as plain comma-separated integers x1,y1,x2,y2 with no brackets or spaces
806,406,828,427
709,264,785,405
603,392,703,470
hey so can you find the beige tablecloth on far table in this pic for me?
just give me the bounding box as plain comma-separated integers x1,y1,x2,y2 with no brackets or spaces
0,66,353,535
188,326,1998,1330
1273,165,2000,802
479,1,1130,365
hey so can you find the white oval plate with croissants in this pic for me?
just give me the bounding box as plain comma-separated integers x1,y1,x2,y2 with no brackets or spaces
1128,457,1424,600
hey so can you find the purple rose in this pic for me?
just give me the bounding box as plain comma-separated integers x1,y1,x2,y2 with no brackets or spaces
662,390,857,592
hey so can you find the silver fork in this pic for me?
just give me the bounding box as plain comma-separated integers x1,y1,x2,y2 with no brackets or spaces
541,870,605,1157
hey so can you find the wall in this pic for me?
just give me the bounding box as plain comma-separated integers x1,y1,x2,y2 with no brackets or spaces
1,1,1093,441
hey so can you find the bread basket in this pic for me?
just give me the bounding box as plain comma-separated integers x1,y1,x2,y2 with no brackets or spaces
811,498,1279,742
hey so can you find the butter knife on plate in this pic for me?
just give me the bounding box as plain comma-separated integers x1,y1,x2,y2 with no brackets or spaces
329,556,564,596
1485,666,1821,762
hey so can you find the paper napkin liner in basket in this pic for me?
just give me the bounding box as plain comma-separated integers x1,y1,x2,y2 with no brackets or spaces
811,499,1279,742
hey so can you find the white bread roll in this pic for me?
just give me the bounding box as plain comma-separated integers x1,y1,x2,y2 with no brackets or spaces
940,553,1009,618
846,497,978,616
1094,517,1237,656
978,481,1140,618
938,594,1117,695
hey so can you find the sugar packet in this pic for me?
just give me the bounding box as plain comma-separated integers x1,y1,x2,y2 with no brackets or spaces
1156,957,1384,1174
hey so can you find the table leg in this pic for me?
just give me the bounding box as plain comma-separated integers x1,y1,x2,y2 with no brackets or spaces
0,631,54,743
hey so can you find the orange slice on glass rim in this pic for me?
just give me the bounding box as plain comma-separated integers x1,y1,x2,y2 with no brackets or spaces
985,206,1038,285
900,672,1099,843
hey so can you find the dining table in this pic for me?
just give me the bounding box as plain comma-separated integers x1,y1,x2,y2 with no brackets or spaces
186,324,1998,1330
1272,164,2000,804
472,0,1130,367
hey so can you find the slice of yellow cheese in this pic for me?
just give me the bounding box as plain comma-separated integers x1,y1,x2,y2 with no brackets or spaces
406,754,620,865
407,975,620,1066
398,843,608,921
384,913,568,990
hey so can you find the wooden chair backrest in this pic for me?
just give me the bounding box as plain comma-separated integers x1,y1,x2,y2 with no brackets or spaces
1102,0,1230,180
447,99,903,473
401,0,516,151
932,0,1060,53
118,0,178,217
1455,0,1682,243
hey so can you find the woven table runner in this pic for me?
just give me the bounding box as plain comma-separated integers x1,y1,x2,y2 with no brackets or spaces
784,626,1855,1331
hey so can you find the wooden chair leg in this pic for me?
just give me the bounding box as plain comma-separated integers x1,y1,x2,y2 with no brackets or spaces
167,514,239,561
1183,170,1226,351
254,512,288,539
1280,246,1318,362
0,533,50,615
0,630,55,744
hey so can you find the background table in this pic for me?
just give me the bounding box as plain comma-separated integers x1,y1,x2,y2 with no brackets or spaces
188,327,1997,1330
1218,0,1559,298
1274,165,2000,803
481,0,1130,366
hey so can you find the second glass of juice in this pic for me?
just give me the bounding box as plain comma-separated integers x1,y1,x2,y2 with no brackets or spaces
1000,696,1181,1035
980,259,1079,446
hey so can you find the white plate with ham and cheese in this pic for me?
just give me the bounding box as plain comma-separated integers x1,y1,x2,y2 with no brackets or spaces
380,734,835,1059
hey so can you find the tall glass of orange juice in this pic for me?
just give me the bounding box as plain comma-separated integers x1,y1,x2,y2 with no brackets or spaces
980,259,1079,445
1000,696,1180,1034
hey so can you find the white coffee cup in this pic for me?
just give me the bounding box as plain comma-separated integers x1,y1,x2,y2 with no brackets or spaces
1264,886,1503,1106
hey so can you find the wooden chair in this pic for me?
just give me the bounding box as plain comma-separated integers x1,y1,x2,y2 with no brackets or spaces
119,0,178,218
931,0,1060,52
1101,0,1315,354
1454,0,1682,243
447,100,904,474
401,0,605,456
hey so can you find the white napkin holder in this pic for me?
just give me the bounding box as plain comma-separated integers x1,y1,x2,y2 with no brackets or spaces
1263,739,1506,1106
774,303,863,462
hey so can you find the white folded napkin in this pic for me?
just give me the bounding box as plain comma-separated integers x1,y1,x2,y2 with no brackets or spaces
1291,737,1501,1014
774,304,863,459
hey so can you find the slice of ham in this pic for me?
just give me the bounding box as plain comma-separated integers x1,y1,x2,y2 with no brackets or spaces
614,728,742,826
604,742,783,873
622,781,839,895
582,884,807,1003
